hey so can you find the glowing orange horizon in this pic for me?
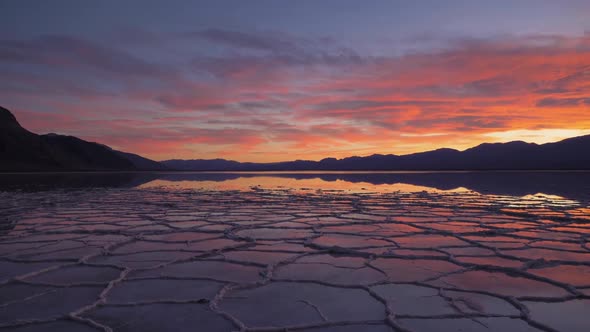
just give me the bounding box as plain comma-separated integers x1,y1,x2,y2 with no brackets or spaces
6,34,590,163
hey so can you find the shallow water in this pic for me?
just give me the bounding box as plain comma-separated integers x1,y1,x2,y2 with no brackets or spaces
0,172,589,331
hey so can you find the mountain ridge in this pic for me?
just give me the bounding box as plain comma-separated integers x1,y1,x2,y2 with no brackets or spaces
2,105,589,171
0,106,165,171
162,135,590,171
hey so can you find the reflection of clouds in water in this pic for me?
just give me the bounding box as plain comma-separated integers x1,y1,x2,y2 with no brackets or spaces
134,171,590,204
1,171,590,204
520,193,579,206
137,176,472,194
489,193,582,209
137,176,585,209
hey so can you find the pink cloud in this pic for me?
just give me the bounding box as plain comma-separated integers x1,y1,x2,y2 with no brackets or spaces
2,32,590,161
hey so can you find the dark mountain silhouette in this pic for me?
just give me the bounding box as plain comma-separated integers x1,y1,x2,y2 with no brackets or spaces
3,105,590,171
114,150,167,171
163,136,590,171
0,106,165,171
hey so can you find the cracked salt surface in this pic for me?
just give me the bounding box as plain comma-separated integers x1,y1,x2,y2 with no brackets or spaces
1,178,589,331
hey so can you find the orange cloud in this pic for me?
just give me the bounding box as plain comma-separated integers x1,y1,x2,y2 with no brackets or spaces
3,33,590,162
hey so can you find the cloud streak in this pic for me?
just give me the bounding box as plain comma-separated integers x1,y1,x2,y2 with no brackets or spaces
2,30,590,161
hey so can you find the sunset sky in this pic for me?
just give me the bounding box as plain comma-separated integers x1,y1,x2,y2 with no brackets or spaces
1,0,589,162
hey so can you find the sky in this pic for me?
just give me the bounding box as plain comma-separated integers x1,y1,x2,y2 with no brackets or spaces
1,0,590,162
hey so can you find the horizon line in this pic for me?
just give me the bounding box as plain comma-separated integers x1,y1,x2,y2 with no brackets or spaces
155,134,589,163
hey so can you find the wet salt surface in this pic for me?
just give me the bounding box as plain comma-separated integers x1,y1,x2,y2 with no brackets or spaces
1,179,590,331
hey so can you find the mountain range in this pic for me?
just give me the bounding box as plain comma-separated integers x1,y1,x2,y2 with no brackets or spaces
1,105,589,171
163,136,590,171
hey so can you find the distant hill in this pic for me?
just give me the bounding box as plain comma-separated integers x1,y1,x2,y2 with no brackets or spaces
0,106,166,171
114,151,167,171
163,136,590,171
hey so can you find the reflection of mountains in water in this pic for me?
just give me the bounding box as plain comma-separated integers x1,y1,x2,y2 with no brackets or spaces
1,171,589,203
0,172,160,191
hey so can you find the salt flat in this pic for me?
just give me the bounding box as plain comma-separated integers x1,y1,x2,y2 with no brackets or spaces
1,177,589,331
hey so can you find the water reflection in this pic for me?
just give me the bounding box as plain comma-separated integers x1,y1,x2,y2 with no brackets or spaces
137,176,471,194
0,171,589,203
